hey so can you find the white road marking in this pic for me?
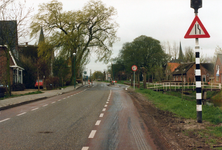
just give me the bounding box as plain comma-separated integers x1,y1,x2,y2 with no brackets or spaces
88,130,97,138
63,98,66,100
104,105,107,107
0,118,10,123
102,108,106,112
31,107,39,111
106,102,109,104
43,104,48,107
95,120,101,126
99,113,104,117
81,147,89,150
17,112,26,116
51,101,56,104
58,99,61,101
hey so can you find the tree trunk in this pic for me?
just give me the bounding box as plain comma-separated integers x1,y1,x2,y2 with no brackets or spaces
137,71,140,88
131,72,133,86
143,72,147,89
6,50,11,96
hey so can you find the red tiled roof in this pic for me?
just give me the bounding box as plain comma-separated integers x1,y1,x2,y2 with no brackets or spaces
167,62,180,72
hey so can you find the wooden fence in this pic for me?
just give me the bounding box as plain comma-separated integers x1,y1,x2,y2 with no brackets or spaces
147,82,221,91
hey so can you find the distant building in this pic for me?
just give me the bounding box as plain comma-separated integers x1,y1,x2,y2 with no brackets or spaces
165,62,180,80
214,54,222,83
172,62,214,83
0,21,24,85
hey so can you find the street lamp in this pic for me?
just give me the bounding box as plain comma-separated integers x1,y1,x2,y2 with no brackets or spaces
73,53,76,89
191,0,202,13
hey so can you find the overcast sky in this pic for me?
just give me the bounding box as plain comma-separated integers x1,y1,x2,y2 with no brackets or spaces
26,0,222,74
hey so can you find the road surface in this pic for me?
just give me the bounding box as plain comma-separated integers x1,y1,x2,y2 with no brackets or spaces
0,82,156,150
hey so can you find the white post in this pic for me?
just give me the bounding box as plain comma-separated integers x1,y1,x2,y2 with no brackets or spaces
133,71,135,90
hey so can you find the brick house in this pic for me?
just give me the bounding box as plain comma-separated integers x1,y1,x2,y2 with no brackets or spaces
214,54,222,83
0,21,24,86
172,62,214,83
165,62,180,80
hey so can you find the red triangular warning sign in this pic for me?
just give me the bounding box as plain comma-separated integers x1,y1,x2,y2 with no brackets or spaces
184,16,210,38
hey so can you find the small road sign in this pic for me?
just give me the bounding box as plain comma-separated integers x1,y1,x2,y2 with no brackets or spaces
184,15,210,38
131,65,137,72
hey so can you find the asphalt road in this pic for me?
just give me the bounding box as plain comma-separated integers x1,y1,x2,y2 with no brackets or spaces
0,82,156,150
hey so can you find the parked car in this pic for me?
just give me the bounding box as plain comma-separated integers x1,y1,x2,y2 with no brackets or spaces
35,79,44,88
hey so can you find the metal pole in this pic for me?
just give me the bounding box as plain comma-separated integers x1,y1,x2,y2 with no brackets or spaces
133,71,135,90
195,37,202,123
74,54,76,89
194,12,202,123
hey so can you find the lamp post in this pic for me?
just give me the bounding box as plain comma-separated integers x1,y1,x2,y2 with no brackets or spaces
73,53,76,89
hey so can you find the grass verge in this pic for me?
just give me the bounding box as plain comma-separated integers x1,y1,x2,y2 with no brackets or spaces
135,87,222,148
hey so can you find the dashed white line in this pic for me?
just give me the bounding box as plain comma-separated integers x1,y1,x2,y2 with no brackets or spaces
95,120,101,126
51,101,56,104
17,112,26,116
58,99,61,101
63,98,66,100
31,107,39,111
102,108,106,112
43,104,48,107
81,147,89,150
88,130,97,138
99,113,104,117
106,102,109,104
104,105,107,107
0,118,10,123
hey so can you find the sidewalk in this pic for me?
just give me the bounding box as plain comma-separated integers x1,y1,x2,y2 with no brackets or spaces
0,84,83,110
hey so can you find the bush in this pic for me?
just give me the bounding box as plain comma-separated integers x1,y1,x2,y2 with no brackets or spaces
0,87,6,97
45,76,59,90
76,79,82,83
11,83,26,91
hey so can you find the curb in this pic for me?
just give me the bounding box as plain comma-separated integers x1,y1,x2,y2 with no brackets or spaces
0,85,84,111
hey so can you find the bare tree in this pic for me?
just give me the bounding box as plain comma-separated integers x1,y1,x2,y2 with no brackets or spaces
0,0,34,42
184,46,195,62
172,42,178,60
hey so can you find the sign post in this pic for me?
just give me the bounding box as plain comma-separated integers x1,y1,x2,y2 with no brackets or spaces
131,65,138,90
185,0,210,123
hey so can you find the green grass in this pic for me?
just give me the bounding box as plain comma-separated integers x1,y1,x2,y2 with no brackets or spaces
135,87,222,147
136,88,222,124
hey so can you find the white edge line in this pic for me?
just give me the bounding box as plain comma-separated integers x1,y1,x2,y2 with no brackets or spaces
99,113,104,117
88,130,97,138
95,120,101,126
17,112,26,116
31,107,39,111
81,147,89,150
0,118,10,123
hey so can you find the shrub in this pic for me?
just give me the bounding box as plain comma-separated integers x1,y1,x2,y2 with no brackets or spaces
11,83,26,91
0,87,6,97
76,79,82,83
45,76,60,90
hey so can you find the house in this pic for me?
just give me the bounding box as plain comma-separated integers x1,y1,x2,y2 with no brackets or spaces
0,21,24,86
214,54,222,83
172,62,214,83
165,62,180,80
